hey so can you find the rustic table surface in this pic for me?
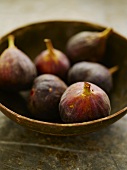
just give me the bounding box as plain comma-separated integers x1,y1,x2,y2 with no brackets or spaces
0,0,127,170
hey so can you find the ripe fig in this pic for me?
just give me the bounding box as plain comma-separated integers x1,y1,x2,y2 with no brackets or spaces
0,35,37,91
34,39,70,80
28,74,67,122
68,61,118,93
59,82,111,123
66,28,112,63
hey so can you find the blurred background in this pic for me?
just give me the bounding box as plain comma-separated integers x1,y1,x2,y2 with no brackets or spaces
0,0,127,37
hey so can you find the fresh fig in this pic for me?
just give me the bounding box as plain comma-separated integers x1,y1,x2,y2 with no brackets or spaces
34,39,70,80
28,74,67,122
66,28,112,63
59,82,111,123
0,35,37,91
68,61,117,93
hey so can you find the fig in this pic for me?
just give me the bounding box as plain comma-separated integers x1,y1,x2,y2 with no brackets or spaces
68,61,118,93
28,74,67,122
66,28,112,63
59,82,111,123
34,39,70,80
0,35,37,91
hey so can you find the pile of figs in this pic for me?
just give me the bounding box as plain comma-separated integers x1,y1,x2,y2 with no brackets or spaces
0,27,118,123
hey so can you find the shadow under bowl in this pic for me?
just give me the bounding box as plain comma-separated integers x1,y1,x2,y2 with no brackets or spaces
0,20,127,136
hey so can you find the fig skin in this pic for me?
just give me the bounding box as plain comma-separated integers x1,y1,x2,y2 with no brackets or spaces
28,74,67,122
35,39,70,80
0,35,37,92
59,82,111,123
66,28,112,63
68,61,113,93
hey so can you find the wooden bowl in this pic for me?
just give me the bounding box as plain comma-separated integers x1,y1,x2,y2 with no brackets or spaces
0,20,127,136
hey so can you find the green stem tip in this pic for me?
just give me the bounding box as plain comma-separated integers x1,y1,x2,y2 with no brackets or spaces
44,39,54,55
109,65,119,75
83,82,91,95
100,27,113,38
8,35,15,48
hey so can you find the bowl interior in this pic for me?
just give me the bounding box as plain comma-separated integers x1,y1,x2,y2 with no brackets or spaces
0,20,127,135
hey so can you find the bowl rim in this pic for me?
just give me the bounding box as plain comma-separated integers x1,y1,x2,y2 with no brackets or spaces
1,103,127,127
1,19,127,42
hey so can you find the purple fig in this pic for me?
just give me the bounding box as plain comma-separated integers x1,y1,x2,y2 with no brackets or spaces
66,28,112,63
28,74,67,122
0,35,37,91
68,61,117,93
59,82,111,123
35,39,70,80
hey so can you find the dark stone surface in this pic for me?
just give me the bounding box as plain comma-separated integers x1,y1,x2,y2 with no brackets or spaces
0,111,127,169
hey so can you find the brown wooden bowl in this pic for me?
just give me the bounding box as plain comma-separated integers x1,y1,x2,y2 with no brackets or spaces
0,20,127,136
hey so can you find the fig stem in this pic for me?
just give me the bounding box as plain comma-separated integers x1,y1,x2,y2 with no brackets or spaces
109,65,119,75
8,35,15,48
100,28,112,38
44,39,54,55
83,82,91,95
